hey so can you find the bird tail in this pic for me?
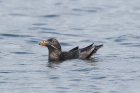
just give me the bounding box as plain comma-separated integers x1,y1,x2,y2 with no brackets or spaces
95,44,103,50
86,44,103,59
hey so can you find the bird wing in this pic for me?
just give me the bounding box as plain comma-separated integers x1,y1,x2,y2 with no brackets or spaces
66,43,95,60
65,47,79,59
60,44,103,60
79,45,95,60
59,46,79,60
69,46,79,52
78,43,103,60
80,43,94,52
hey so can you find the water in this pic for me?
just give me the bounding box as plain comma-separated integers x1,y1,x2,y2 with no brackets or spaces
0,0,140,93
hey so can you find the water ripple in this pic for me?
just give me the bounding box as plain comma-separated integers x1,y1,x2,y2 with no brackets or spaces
49,76,59,79
91,76,107,79
114,34,140,42
70,27,84,30
55,87,69,90
32,23,47,26
72,7,103,13
80,39,92,42
70,78,81,81
41,14,60,18
72,8,83,12
39,31,79,37
54,2,62,5
11,52,34,54
63,34,79,37
41,31,60,34
0,82,7,84
28,27,40,30
121,43,140,47
114,38,126,42
71,68,92,72
0,33,32,38
0,71,11,73
40,28,56,31
113,34,140,47
60,42,71,46
9,13,28,17
27,40,39,44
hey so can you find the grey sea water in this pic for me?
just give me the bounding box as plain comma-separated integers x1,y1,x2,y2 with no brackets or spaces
0,0,140,93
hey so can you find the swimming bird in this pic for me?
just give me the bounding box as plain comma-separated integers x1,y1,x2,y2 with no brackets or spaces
39,38,103,61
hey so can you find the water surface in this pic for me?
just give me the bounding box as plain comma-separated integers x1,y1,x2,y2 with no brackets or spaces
0,0,140,93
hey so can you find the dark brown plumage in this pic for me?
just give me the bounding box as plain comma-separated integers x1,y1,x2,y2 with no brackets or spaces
39,38,103,61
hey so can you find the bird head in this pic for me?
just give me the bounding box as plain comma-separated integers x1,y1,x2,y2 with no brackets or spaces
39,38,61,51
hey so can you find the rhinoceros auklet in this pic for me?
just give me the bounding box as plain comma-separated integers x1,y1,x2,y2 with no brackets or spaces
39,38,103,61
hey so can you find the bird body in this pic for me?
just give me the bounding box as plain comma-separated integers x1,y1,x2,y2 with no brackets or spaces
39,38,103,61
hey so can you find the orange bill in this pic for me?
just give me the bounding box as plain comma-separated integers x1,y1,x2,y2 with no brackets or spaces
39,41,47,46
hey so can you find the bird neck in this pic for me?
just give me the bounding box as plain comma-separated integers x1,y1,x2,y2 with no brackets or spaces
48,48,61,61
